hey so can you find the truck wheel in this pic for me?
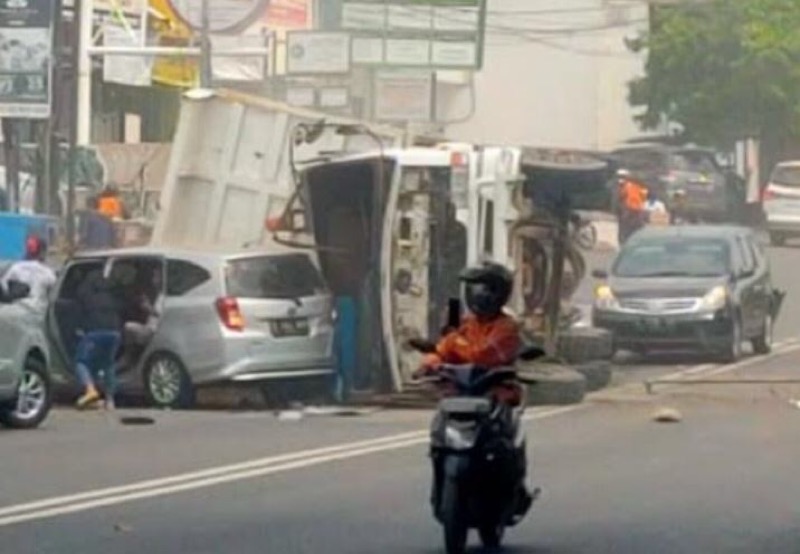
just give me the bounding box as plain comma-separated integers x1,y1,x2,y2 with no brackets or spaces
574,361,613,392
522,363,587,406
557,328,614,363
441,477,469,554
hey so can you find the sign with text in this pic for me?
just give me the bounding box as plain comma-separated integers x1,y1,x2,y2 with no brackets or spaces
341,0,486,70
286,32,351,75
374,69,432,122
0,0,54,119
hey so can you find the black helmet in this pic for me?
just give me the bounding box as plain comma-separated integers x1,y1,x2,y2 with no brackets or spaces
460,262,513,317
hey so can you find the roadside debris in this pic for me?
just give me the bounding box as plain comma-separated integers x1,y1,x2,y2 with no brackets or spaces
113,523,133,533
652,407,682,423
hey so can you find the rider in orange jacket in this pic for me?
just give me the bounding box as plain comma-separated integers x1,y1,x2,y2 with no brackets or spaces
422,262,523,404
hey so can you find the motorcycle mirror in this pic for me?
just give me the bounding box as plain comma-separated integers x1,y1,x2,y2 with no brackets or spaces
518,345,546,361
407,338,437,354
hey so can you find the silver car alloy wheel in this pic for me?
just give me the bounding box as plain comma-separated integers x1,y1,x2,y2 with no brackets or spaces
149,357,182,406
14,368,46,422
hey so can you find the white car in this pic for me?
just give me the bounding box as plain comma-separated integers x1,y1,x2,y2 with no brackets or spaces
763,161,800,246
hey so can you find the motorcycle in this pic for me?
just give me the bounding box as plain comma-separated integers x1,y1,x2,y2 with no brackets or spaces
410,340,545,554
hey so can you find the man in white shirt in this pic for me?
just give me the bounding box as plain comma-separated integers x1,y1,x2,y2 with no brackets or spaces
1,236,57,309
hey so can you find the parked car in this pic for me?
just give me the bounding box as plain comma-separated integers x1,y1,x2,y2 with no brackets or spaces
592,226,782,362
47,248,336,409
763,161,800,246
0,262,53,429
609,144,745,223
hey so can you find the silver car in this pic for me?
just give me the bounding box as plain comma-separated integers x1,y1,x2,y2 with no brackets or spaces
763,161,800,246
48,248,336,408
0,263,53,429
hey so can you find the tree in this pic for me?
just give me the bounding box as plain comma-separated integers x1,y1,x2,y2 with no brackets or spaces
628,0,800,162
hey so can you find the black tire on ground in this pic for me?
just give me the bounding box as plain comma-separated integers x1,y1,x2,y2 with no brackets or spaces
478,524,505,549
718,317,743,364
770,233,786,247
523,363,587,406
0,356,52,429
441,477,469,554
557,328,614,364
143,352,195,409
574,361,613,392
752,312,773,355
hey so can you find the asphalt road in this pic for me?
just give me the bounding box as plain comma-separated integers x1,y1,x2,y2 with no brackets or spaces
3,243,800,553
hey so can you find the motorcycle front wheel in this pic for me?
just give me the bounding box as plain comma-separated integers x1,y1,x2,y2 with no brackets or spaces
441,477,469,554
478,523,505,548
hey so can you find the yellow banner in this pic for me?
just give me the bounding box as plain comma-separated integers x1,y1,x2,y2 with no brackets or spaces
149,0,197,87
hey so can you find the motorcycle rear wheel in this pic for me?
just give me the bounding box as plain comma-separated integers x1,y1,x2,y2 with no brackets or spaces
441,477,469,554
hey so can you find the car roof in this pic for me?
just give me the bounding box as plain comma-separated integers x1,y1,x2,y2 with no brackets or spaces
611,144,714,155
775,160,800,168
70,246,312,264
627,225,753,243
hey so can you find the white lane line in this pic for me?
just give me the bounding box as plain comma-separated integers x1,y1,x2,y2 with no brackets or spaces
0,431,427,518
0,406,578,527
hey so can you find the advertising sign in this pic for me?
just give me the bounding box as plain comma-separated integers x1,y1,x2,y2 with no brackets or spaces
0,0,54,119
374,70,432,122
286,32,350,75
341,0,486,70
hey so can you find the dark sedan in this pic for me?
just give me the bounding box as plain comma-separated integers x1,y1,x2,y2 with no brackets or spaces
592,226,783,361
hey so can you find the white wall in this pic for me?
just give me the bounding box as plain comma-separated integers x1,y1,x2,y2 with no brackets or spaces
443,0,648,150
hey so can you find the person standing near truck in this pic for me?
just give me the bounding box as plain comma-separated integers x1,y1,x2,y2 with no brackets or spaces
618,177,648,243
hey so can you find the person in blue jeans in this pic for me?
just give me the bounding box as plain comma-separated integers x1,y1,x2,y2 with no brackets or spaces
75,265,122,410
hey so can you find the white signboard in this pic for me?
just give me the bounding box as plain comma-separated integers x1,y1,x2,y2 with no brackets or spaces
211,34,267,81
320,87,349,108
286,32,351,74
387,5,432,30
433,6,480,32
168,0,268,33
386,39,430,66
374,70,432,122
103,23,153,87
342,2,386,30
286,86,315,107
431,41,477,67
352,37,384,64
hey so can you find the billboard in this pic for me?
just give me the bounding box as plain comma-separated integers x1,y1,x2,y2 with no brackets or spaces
0,0,54,119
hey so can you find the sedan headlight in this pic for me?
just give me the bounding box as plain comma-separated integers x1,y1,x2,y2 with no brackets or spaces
699,285,728,311
594,284,618,310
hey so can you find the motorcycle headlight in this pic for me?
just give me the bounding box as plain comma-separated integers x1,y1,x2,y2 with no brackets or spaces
594,284,618,310
700,285,727,311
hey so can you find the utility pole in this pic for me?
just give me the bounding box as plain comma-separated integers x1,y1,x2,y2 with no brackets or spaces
199,0,212,87
67,0,85,252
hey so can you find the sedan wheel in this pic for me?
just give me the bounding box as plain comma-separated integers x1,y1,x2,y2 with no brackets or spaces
144,354,194,409
719,317,743,364
0,357,52,429
752,313,773,355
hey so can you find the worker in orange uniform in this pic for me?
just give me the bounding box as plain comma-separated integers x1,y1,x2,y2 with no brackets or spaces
618,176,648,244
96,185,125,220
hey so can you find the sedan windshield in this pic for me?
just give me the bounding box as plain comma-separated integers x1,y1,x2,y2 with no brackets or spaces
613,238,730,278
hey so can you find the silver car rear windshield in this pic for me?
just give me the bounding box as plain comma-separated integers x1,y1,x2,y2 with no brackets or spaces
225,254,327,300
614,238,730,278
771,166,800,187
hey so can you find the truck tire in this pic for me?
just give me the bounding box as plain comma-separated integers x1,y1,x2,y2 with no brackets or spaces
557,328,614,364
522,363,587,406
574,360,613,392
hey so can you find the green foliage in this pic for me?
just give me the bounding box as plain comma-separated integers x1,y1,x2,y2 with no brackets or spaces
629,0,800,147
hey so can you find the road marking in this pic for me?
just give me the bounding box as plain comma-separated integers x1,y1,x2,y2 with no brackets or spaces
0,405,575,528
3,344,799,528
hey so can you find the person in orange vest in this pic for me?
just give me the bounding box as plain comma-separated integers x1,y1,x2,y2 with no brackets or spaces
96,184,125,220
618,177,648,244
